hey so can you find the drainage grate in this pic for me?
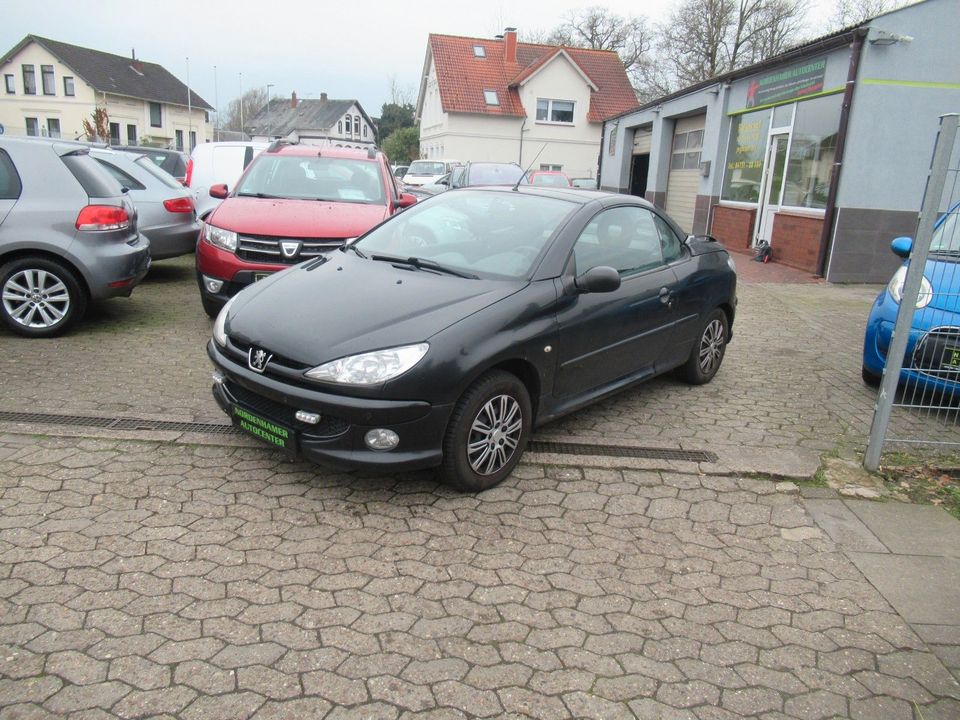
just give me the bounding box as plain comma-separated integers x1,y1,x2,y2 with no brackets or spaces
0,410,238,435
528,440,717,463
0,410,717,462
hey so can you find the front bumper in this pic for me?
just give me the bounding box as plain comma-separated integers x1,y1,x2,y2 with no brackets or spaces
208,340,451,472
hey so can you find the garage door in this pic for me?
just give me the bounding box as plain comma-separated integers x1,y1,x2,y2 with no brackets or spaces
633,128,651,155
665,115,705,234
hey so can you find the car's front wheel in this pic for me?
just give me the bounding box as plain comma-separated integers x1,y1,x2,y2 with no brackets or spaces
440,370,532,492
862,365,881,387
679,308,729,384
0,257,87,338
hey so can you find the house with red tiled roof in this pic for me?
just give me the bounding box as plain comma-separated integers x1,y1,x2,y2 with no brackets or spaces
415,28,639,180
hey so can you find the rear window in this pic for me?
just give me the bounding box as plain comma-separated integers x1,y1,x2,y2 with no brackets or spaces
468,164,525,186
0,149,22,199
408,161,445,176
134,155,183,189
94,158,146,191
61,152,124,198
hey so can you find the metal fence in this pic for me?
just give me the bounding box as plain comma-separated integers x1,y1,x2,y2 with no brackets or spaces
865,113,960,469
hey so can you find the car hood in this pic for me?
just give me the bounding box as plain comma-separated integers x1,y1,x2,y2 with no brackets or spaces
924,258,960,313
209,197,389,238
227,253,525,364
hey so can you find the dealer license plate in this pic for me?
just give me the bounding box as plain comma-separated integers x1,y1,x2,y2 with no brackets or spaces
232,406,295,451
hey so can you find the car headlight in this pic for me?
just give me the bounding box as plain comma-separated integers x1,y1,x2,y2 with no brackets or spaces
205,223,238,252
305,343,429,385
212,296,236,347
887,266,933,308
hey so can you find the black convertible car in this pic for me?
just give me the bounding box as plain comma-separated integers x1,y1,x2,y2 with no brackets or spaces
208,187,737,491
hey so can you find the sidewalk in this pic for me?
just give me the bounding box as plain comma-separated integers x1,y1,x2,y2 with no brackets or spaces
730,248,824,284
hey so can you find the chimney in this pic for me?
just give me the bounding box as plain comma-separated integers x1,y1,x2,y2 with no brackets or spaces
320,92,328,102
291,91,297,108
130,48,143,73
503,27,517,64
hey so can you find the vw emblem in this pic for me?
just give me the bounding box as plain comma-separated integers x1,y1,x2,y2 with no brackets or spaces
248,347,273,373
280,241,302,260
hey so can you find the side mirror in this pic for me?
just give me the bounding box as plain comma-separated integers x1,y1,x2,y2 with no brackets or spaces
398,192,417,209
576,266,621,294
891,236,913,258
209,183,229,199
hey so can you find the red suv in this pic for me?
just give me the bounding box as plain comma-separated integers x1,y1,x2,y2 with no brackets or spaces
196,143,416,316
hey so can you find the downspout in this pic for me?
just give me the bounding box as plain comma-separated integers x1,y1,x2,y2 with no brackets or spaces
519,117,526,166
597,122,608,189
816,28,867,278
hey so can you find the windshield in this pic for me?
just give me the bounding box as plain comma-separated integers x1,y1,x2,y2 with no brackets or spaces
468,164,525,186
407,161,445,176
532,173,570,187
356,189,576,279
930,209,960,253
236,155,384,204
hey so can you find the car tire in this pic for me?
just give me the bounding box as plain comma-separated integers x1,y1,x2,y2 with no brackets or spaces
201,294,223,319
440,370,532,492
862,365,882,387
679,308,728,385
0,256,86,338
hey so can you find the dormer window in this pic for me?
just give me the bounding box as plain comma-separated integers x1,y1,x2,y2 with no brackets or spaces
483,90,499,106
473,45,486,58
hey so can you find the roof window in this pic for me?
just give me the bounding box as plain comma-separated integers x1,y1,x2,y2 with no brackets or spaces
483,90,499,106
473,45,486,58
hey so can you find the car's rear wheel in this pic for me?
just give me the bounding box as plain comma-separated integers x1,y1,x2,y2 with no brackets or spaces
679,308,728,385
440,370,532,492
0,257,86,338
862,364,882,387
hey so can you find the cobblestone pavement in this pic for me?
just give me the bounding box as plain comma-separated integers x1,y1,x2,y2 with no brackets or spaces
1,435,959,719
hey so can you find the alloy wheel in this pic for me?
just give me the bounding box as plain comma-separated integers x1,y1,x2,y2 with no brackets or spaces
2,268,71,329
467,394,523,475
698,318,725,375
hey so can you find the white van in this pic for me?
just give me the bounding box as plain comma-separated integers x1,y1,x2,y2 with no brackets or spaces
402,159,461,187
186,141,270,218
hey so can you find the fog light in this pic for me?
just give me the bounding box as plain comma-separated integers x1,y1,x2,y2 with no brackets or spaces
212,371,225,385
203,275,224,293
295,410,321,425
365,428,399,451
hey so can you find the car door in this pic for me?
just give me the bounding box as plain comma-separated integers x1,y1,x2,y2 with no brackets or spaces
0,148,21,226
554,205,680,397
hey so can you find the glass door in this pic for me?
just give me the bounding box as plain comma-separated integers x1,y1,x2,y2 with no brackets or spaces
754,133,789,247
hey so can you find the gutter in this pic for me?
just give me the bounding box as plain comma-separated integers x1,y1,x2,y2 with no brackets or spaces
816,28,867,278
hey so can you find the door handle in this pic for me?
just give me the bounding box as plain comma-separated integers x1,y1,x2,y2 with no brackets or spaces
659,287,672,305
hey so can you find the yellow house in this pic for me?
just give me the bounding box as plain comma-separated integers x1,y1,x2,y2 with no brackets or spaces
0,35,212,150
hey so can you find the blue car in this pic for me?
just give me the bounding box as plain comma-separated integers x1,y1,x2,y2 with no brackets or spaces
862,202,960,393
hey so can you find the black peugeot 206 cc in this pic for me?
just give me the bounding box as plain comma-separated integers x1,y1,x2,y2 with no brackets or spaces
208,186,737,491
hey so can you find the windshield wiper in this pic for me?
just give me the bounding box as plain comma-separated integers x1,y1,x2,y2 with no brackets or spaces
341,243,366,258
236,192,285,199
369,254,478,279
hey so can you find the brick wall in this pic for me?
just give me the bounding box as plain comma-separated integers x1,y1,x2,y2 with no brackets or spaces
770,213,823,273
710,206,755,251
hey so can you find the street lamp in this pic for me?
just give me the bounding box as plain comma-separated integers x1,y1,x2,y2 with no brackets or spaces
266,84,275,138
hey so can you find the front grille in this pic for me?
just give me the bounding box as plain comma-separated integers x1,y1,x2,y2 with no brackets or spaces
225,380,350,437
911,326,960,381
237,234,344,264
228,337,310,371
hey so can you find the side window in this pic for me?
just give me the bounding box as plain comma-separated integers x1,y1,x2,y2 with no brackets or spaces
0,150,23,199
94,159,146,190
573,206,666,277
653,213,683,263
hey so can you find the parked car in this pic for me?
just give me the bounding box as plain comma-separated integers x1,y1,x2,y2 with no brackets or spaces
196,142,417,317
112,146,189,184
527,170,572,188
418,166,465,195
0,137,150,337
402,159,461,186
207,187,737,490
862,202,960,394
392,165,409,179
90,148,199,260
571,178,599,189
450,162,526,189
186,141,270,219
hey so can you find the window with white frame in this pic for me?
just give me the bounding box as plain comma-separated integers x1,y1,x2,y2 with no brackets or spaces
354,115,360,134
338,120,342,134
670,129,703,170
540,164,562,171
473,45,486,57
536,98,574,123
483,90,499,106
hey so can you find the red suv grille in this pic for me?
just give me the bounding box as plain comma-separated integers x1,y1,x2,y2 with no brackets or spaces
237,234,346,264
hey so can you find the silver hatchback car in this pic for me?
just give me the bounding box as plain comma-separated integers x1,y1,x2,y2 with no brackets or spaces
90,148,200,260
0,137,150,338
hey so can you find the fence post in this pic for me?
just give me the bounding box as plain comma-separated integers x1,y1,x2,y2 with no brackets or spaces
864,113,959,471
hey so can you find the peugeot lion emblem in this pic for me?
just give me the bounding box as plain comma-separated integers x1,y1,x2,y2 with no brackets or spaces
280,241,302,260
248,347,273,373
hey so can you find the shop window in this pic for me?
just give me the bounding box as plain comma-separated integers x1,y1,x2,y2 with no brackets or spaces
781,93,842,209
670,129,703,171
721,109,771,203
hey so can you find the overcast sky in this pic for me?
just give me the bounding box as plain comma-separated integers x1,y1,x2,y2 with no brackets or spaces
2,0,839,120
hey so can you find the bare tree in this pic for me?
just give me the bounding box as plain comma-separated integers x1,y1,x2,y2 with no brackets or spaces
829,0,896,27
387,75,416,108
222,87,268,133
657,0,807,89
